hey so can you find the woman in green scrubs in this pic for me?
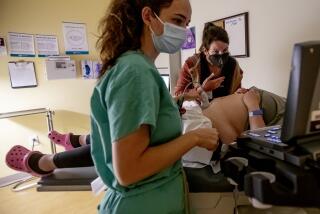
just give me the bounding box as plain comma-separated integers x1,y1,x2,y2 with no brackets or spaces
90,0,219,213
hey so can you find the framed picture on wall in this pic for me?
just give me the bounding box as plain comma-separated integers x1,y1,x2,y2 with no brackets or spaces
211,12,249,57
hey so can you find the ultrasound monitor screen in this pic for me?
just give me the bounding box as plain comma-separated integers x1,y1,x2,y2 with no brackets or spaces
281,41,320,143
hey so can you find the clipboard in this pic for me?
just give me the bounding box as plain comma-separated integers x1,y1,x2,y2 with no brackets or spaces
8,61,38,88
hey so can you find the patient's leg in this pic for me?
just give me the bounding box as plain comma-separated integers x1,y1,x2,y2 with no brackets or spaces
39,145,93,173
6,144,93,177
52,145,93,168
203,94,248,144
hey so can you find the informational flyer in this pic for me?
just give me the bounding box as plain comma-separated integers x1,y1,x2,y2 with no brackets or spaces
181,26,196,50
0,37,7,56
8,32,35,57
181,27,196,66
35,34,59,57
62,22,89,55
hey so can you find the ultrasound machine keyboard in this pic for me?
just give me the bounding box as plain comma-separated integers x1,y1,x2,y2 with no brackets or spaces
241,125,288,148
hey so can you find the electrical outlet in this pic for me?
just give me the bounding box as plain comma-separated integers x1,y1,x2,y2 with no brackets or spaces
29,135,40,146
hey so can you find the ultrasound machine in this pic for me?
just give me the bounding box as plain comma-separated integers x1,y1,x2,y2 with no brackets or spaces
221,41,320,209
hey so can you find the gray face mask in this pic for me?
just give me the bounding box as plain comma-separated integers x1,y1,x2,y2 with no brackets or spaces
208,52,230,68
150,13,187,54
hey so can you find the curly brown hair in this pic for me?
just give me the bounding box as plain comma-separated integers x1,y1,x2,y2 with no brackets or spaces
96,0,174,78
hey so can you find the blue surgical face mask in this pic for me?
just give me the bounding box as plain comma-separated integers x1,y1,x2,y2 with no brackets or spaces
150,13,187,54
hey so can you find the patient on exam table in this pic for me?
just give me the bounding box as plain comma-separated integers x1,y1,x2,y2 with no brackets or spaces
5,87,285,177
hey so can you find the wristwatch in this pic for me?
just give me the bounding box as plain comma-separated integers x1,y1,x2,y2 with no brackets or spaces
249,109,263,117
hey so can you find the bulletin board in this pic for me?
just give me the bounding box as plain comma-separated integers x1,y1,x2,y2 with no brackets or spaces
211,12,249,57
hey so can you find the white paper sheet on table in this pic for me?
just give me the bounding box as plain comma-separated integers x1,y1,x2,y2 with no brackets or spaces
182,102,214,167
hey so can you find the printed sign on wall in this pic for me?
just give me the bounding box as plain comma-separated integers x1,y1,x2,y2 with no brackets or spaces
62,22,89,55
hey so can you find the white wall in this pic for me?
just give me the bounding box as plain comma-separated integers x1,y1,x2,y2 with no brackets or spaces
189,0,320,96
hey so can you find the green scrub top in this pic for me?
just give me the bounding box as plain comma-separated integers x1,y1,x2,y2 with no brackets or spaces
90,51,186,214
